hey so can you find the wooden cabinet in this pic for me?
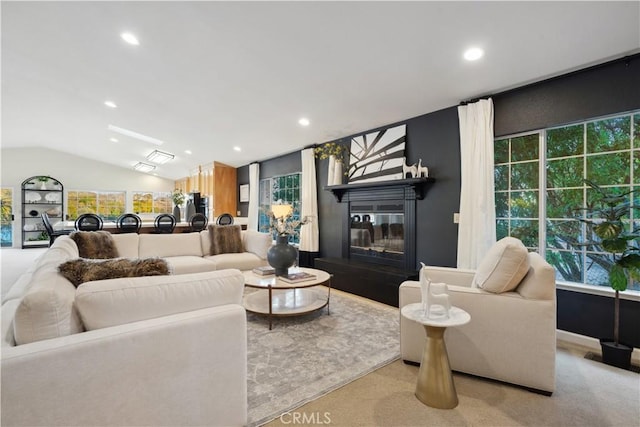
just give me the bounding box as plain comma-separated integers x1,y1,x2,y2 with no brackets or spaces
211,161,237,217
22,176,64,248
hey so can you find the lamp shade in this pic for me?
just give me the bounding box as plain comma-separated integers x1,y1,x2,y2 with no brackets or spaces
271,204,293,219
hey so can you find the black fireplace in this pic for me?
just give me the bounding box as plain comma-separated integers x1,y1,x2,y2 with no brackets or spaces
326,178,433,271
318,178,434,306
350,201,405,268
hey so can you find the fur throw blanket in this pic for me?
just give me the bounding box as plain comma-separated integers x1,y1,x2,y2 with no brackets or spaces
70,231,119,259
59,258,170,287
208,225,243,255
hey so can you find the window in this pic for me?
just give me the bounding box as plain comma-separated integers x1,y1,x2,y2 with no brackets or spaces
132,191,172,215
67,191,126,221
495,111,639,291
1,188,13,247
258,173,302,243
494,133,541,251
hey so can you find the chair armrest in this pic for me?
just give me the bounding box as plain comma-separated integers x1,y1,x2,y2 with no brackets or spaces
422,266,476,287
1,305,247,427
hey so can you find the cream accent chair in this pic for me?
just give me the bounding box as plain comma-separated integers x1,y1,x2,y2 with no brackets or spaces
399,238,557,394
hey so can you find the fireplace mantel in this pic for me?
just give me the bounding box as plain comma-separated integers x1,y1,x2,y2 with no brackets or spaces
325,177,435,202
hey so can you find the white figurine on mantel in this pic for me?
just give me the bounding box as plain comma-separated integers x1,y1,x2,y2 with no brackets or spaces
402,157,418,178
419,262,451,319
417,159,429,178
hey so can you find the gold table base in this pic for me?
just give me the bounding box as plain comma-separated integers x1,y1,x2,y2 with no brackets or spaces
415,324,459,409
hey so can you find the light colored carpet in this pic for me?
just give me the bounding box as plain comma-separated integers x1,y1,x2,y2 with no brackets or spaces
246,288,400,427
264,343,640,427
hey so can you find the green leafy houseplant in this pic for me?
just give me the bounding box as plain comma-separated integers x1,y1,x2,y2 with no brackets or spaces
578,179,640,366
172,189,185,207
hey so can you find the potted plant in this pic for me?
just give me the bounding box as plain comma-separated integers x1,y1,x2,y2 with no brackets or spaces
37,176,49,190
314,142,349,185
172,189,185,223
263,204,311,276
578,179,639,369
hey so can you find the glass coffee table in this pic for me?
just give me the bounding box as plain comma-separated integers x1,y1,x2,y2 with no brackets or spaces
243,267,332,329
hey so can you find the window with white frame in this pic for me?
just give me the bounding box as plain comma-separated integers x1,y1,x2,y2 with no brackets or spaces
495,111,640,291
132,191,172,215
258,172,302,243
67,191,126,221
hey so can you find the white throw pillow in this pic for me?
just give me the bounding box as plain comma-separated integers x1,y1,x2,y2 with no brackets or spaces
243,230,272,260
75,269,244,330
473,237,530,293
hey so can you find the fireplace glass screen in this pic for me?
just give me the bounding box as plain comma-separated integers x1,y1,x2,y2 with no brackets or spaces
350,202,404,266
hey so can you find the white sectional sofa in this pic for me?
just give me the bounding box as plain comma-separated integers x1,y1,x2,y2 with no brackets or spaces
1,229,272,426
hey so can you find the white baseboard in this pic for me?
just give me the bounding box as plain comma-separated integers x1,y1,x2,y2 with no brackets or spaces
557,330,640,365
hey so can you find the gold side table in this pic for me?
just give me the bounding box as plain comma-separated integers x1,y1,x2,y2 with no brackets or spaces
401,303,470,409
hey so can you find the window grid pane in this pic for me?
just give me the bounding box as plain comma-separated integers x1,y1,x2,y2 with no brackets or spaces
497,110,639,290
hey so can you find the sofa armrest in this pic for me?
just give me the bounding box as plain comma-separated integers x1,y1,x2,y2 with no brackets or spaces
1,305,248,427
422,266,476,287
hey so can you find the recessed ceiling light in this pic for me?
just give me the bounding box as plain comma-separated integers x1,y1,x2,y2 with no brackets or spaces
108,124,163,145
133,162,155,173
463,47,484,61
110,138,119,143
185,150,192,155
121,32,139,46
104,100,117,108
233,146,241,152
298,118,310,126
146,149,175,164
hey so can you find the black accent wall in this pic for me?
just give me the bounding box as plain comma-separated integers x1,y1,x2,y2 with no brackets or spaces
238,54,640,347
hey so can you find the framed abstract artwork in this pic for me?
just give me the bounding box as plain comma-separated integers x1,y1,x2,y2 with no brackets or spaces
348,124,406,183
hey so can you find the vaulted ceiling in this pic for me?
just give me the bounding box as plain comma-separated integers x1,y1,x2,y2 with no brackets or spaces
2,1,639,179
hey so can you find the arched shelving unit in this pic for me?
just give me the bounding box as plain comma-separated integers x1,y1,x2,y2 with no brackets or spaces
21,176,64,248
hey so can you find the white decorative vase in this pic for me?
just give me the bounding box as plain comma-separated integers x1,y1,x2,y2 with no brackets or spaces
419,263,429,315
333,159,343,185
40,181,48,190
327,155,336,186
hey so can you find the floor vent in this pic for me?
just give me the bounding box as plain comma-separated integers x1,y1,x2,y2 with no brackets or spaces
584,352,640,373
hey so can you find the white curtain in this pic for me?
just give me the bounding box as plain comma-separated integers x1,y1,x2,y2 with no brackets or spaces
300,148,319,252
247,163,260,231
457,98,496,269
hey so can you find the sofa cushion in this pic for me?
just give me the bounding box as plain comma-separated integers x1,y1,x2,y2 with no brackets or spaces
473,237,530,293
209,225,243,255
138,233,203,258
13,267,83,345
110,233,140,259
517,252,556,300
59,258,171,287
243,230,272,260
204,252,266,271
75,269,245,330
70,231,119,259
164,256,218,275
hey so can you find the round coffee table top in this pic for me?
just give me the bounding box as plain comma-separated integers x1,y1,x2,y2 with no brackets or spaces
243,267,331,289
401,303,470,328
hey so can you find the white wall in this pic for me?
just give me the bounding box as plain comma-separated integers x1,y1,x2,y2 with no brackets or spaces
1,147,175,247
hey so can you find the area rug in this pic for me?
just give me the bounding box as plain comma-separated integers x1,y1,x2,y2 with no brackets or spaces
246,289,400,426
